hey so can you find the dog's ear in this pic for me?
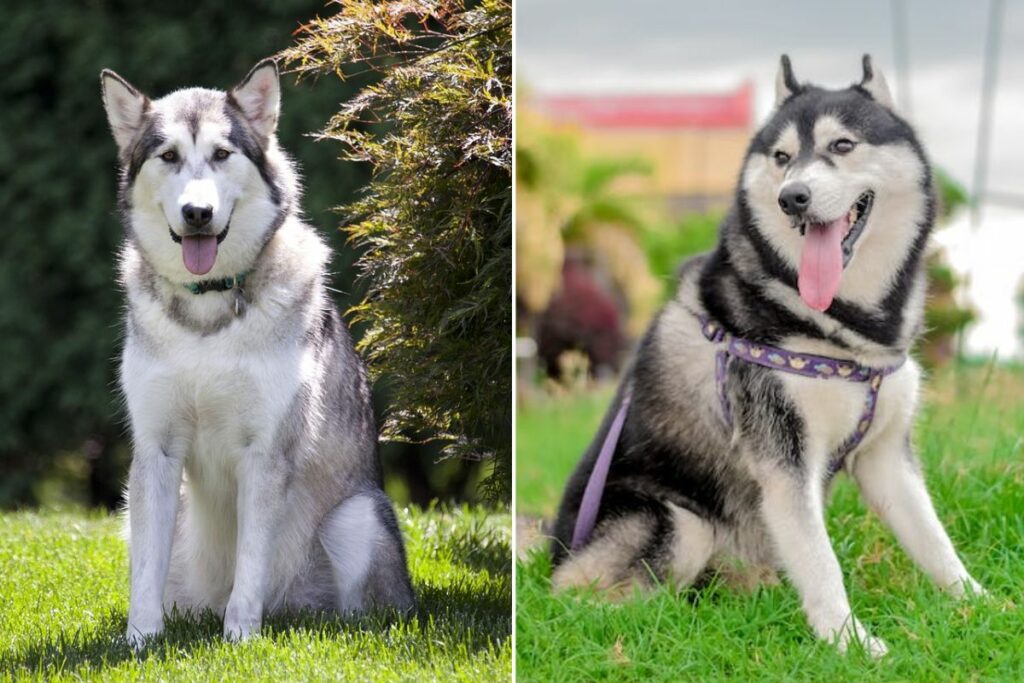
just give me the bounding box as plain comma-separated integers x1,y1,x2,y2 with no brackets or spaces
859,54,895,109
101,70,149,154
774,54,800,107
230,58,280,143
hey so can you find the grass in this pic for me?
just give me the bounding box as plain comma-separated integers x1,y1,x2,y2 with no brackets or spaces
0,505,511,681
516,364,1024,681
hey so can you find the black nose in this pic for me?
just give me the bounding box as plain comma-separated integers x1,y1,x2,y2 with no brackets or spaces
182,203,213,228
778,183,811,216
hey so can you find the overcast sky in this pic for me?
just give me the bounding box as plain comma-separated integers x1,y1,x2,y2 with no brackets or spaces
517,0,1024,356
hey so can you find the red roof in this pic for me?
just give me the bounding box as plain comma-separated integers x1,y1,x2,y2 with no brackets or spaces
537,82,753,130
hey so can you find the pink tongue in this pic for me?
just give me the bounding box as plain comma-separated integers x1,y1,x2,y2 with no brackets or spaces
181,235,218,275
798,216,848,312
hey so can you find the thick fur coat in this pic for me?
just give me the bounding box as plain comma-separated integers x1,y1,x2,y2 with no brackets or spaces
552,56,983,657
101,59,414,648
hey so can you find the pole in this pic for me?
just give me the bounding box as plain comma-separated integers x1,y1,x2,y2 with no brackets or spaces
971,0,1005,229
890,0,912,115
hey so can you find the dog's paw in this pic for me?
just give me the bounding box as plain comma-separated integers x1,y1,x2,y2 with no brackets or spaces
224,597,263,642
949,576,987,600
125,620,163,652
834,619,888,659
223,612,262,642
223,620,261,642
858,634,889,659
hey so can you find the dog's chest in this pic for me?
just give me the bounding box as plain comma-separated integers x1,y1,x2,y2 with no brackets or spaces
779,360,918,458
123,311,310,467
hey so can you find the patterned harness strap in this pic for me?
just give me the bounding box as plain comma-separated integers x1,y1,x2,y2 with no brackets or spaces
571,313,906,552
698,315,904,474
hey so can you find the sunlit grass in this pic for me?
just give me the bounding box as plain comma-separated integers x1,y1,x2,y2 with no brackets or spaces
516,364,1024,681
0,506,511,682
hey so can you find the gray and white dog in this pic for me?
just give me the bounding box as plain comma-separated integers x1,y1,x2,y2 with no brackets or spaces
552,56,983,656
101,59,414,648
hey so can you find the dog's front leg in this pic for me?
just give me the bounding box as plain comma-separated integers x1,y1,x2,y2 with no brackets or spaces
223,454,287,641
756,461,888,657
126,443,184,649
852,437,984,597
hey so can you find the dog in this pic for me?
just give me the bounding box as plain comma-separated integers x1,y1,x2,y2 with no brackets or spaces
551,55,983,657
100,59,414,648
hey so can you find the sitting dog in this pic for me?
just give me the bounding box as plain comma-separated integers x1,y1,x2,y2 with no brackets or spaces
552,56,983,656
101,59,414,647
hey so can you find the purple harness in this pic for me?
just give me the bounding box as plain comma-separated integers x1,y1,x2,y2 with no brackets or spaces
570,313,905,551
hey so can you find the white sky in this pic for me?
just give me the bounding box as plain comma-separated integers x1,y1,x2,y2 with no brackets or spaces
517,0,1024,357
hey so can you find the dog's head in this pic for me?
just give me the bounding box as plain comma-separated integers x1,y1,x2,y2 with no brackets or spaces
101,59,290,281
740,55,932,312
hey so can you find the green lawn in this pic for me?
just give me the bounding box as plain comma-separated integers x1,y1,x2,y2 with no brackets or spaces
0,505,511,681
517,365,1024,681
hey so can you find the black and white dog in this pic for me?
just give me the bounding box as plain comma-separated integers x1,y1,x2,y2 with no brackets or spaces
101,59,414,648
552,56,983,656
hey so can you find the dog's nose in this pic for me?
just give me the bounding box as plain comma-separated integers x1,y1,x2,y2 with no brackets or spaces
182,203,213,228
778,183,811,216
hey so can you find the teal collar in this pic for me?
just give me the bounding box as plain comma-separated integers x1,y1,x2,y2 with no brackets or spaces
182,270,252,295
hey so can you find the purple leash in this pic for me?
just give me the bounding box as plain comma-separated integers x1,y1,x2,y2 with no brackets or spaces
571,390,631,552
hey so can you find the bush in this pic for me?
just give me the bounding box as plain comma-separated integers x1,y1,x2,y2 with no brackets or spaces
643,212,722,297
283,0,512,503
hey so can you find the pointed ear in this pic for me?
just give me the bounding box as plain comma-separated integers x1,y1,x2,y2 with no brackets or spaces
230,58,280,143
859,54,895,109
101,69,149,153
774,54,800,107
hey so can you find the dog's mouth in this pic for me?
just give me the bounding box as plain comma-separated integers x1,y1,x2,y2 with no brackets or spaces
793,191,875,312
167,209,233,277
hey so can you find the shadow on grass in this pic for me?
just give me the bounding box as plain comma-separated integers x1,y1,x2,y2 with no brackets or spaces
1,609,222,675
448,531,513,577
3,575,511,676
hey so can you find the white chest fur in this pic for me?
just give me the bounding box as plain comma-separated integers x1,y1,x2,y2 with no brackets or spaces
121,316,312,470
779,353,919,466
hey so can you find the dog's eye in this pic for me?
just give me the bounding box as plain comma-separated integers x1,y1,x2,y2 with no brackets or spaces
214,149,231,161
773,150,791,166
829,138,856,154
160,150,179,163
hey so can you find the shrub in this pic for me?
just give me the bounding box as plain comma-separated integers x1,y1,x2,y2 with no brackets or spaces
283,0,512,503
643,211,722,298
